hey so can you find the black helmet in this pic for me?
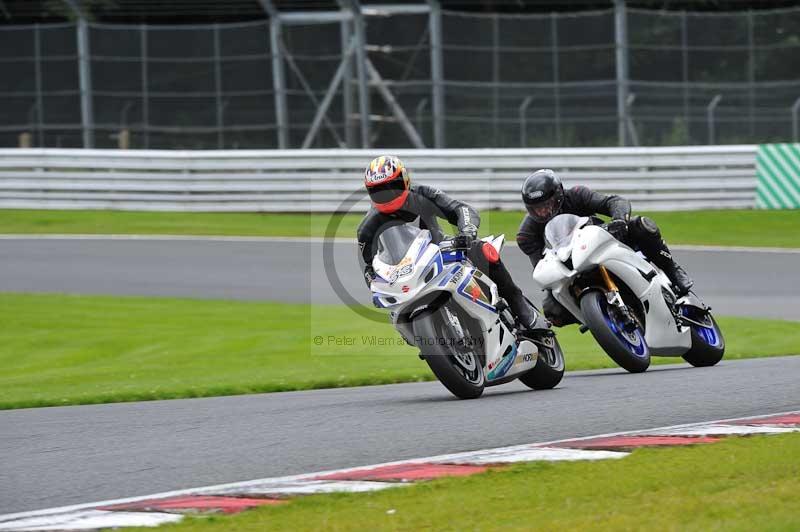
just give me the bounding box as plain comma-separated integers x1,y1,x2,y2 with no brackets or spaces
521,169,564,223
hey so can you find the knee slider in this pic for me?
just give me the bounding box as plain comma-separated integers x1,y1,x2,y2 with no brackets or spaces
542,295,575,326
543,295,566,318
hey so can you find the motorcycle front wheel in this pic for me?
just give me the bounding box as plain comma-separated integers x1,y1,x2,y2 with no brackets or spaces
580,290,650,373
413,305,485,399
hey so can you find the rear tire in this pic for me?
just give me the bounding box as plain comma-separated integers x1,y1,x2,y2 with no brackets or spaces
518,336,565,390
580,290,650,373
413,306,484,399
681,308,725,367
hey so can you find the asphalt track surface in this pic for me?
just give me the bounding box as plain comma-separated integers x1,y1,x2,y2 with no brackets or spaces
1,237,798,515
0,237,799,319
1,356,799,514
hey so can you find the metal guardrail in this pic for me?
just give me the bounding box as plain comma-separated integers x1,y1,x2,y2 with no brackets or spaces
0,146,758,212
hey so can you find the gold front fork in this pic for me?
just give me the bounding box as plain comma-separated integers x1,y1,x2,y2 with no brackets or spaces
598,265,618,293
599,265,629,315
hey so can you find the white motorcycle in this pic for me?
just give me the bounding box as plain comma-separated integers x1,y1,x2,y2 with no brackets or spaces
370,224,564,399
533,214,725,373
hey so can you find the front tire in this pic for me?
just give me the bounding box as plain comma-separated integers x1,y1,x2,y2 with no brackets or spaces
518,336,565,390
580,290,650,373
681,307,725,367
413,306,484,399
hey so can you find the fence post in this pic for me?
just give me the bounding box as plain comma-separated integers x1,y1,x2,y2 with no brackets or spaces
792,96,800,142
340,15,355,148
342,0,371,149
747,10,755,139
519,96,534,147
707,94,722,144
428,0,445,148
34,24,44,147
67,3,94,149
76,19,94,148
258,0,290,149
213,24,224,149
140,24,149,149
491,13,500,146
614,0,629,147
270,17,289,149
681,11,690,143
550,13,562,146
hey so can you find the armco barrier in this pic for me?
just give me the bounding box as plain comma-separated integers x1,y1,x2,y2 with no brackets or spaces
755,144,800,209
0,146,757,212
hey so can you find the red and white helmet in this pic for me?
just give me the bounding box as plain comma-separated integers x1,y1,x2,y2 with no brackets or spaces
364,155,410,214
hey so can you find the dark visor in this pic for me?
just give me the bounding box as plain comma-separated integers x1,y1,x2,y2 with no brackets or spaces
526,195,560,222
368,178,406,204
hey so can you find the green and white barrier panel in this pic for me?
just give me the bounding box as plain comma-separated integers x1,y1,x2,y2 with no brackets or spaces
756,143,800,209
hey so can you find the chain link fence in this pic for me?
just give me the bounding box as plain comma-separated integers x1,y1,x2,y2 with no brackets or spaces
1,5,799,149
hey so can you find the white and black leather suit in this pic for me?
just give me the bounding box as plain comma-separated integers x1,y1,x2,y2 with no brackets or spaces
358,184,537,327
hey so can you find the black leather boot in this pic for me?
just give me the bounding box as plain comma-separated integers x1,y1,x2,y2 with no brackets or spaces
475,252,539,331
507,291,537,331
665,262,694,296
629,217,694,297
649,249,693,296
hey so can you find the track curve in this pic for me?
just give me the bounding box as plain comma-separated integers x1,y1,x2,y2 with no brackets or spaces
1,356,799,514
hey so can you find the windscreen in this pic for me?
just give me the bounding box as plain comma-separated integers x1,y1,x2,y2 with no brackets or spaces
377,224,423,265
544,214,586,250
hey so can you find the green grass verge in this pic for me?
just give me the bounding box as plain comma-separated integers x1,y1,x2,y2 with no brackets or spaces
1,292,798,410
1,209,799,248
138,433,800,531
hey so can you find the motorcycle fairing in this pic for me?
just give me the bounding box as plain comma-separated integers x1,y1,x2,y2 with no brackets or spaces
372,228,538,385
372,230,444,308
456,270,496,312
487,343,517,380
534,218,692,356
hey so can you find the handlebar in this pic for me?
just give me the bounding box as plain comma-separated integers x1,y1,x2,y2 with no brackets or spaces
439,239,471,252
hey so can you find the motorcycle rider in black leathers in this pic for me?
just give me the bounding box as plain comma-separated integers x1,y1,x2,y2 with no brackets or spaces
358,155,538,330
517,169,694,327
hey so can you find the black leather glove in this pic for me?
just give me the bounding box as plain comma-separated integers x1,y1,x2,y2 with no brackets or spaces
363,266,377,287
453,224,478,250
605,219,628,241
452,233,474,250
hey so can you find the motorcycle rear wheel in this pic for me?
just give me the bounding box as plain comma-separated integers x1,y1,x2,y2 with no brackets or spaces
681,307,725,367
414,306,485,399
518,336,565,390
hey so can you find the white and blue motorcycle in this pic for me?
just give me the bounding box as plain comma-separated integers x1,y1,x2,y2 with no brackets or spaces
370,225,564,399
533,214,725,373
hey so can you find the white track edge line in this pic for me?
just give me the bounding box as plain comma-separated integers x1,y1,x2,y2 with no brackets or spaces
2,408,797,523
0,234,798,254
672,244,800,254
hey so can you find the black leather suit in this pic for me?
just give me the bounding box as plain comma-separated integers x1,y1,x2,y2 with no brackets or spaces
517,186,678,326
